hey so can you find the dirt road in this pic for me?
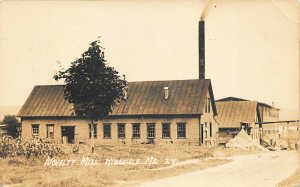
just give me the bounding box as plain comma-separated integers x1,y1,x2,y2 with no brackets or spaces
137,151,299,187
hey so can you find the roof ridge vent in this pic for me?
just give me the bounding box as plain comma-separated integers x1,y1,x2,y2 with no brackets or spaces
164,87,169,99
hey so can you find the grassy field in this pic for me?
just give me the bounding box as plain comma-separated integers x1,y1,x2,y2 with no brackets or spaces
278,167,300,187
0,144,238,187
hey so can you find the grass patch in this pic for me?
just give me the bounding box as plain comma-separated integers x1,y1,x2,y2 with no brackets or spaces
0,145,246,186
277,168,300,187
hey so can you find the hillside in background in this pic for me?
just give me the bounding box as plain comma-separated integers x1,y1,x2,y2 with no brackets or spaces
0,106,21,122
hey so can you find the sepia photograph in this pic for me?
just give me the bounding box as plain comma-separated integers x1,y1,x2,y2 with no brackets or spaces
0,0,299,186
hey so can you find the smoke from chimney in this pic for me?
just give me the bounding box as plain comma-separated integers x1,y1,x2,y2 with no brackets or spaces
200,5,209,21
200,1,213,21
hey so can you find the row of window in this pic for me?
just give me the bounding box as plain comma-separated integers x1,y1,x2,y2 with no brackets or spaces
263,130,279,134
204,122,213,138
32,124,54,138
31,123,187,139
92,123,186,139
261,107,279,118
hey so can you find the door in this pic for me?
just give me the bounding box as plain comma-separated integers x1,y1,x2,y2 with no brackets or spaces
200,124,204,144
61,126,75,144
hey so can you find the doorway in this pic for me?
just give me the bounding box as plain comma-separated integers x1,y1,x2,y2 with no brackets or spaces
240,122,250,135
200,124,204,145
61,126,75,144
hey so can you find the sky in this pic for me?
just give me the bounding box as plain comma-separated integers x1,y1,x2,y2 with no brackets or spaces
0,0,299,120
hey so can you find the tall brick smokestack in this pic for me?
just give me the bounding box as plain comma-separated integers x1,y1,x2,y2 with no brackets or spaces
199,20,205,79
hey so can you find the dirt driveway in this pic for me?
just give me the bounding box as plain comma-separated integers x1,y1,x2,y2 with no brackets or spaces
137,151,299,187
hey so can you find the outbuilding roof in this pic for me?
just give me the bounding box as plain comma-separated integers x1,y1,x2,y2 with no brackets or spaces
215,101,258,128
216,96,279,110
18,79,217,117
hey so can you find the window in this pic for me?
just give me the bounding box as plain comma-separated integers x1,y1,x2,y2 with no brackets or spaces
47,124,54,139
32,124,39,137
208,98,211,113
205,98,211,113
132,123,140,138
118,123,126,139
103,123,111,138
89,124,97,139
177,123,186,138
205,98,208,113
162,123,171,138
204,122,208,138
147,123,155,138
209,123,212,137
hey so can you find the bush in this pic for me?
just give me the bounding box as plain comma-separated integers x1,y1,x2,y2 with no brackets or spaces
0,135,64,158
7,158,24,166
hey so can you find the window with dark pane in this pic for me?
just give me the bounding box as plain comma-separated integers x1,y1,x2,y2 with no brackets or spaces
147,123,155,138
132,123,140,138
118,123,126,138
177,123,186,138
103,123,111,138
162,123,170,138
89,123,97,139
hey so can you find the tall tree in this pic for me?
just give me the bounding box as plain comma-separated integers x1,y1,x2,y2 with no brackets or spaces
54,39,127,152
1,115,19,138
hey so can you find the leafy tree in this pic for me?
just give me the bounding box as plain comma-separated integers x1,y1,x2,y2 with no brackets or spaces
1,115,19,138
2,115,18,124
54,39,127,152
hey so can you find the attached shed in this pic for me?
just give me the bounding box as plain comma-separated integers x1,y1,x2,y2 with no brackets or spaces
215,100,260,144
216,97,281,143
0,124,8,137
18,79,218,145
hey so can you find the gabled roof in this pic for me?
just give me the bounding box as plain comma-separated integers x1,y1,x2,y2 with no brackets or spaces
216,97,248,102
257,102,280,110
217,97,280,110
18,79,217,117
215,101,258,128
